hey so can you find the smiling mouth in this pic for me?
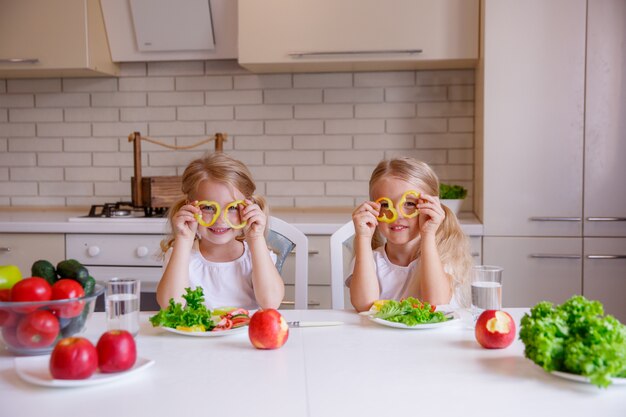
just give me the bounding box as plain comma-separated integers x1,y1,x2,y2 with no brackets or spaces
208,227,231,235
389,225,408,231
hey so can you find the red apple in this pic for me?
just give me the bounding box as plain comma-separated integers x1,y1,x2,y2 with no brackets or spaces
475,310,516,349
248,309,289,349
96,330,137,373
49,337,98,379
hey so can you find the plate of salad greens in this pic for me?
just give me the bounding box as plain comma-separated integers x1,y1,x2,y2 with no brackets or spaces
149,287,251,337
362,298,459,329
519,295,626,388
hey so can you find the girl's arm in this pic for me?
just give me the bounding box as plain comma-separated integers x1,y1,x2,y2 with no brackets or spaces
406,194,452,304
349,201,381,312
156,203,198,308
243,201,285,309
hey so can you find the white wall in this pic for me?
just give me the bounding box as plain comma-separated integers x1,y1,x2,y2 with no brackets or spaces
0,60,475,210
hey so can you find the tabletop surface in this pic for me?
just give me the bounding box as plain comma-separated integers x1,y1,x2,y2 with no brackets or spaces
1,309,624,417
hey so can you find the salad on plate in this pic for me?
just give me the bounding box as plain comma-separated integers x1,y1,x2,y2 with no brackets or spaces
362,297,455,328
149,287,250,334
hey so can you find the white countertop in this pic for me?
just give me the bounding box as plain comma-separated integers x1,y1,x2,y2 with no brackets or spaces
0,208,484,236
0,309,623,417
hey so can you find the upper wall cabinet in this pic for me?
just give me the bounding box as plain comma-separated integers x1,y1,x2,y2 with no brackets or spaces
238,0,479,73
100,0,237,62
0,0,118,78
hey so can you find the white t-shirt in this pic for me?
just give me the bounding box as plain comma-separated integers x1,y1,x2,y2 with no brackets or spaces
346,245,459,309
163,241,277,310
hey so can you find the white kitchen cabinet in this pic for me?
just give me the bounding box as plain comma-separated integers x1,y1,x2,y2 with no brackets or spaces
583,0,626,238
281,235,329,309
0,234,65,278
483,237,582,308
0,0,118,78
238,0,479,73
583,238,626,322
479,0,586,237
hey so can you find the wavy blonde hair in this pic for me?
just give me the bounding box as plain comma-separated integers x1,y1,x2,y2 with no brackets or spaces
160,153,268,253
369,157,472,307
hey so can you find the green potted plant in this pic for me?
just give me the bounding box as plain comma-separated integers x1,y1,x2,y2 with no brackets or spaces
439,183,467,215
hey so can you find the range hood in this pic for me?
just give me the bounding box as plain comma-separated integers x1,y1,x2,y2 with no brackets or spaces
100,0,237,62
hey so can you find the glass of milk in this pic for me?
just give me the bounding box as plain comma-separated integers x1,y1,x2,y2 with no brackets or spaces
470,265,503,322
105,278,141,337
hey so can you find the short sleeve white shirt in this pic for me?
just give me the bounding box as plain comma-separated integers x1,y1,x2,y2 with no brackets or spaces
346,245,459,309
163,241,277,310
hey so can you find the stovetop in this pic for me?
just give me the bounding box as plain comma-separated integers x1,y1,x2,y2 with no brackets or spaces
67,202,168,222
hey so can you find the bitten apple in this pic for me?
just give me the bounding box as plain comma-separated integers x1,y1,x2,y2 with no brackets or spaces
49,337,98,380
96,330,137,373
248,309,289,349
475,310,516,349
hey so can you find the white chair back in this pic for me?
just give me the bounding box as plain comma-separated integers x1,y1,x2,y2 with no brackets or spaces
329,221,355,309
269,216,309,310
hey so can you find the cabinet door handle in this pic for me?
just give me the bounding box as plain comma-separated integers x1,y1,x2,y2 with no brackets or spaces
289,249,320,255
529,254,581,259
0,58,39,64
529,217,582,222
0,247,10,252
586,255,626,259
288,49,423,58
586,217,626,222
471,252,480,257
280,300,321,307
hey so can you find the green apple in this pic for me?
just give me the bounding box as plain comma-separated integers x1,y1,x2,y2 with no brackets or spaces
0,265,23,289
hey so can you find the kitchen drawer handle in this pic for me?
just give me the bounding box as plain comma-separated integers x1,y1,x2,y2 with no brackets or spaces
471,252,480,257
529,254,581,259
280,300,321,307
529,217,582,222
0,58,39,64
289,249,320,255
288,49,423,58
586,217,626,222
586,255,626,259
0,247,10,252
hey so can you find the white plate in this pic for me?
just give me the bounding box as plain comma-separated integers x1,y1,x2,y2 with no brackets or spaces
14,356,154,388
367,312,460,329
161,325,247,337
551,370,626,385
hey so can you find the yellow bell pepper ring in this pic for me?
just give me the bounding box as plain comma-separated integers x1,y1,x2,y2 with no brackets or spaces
194,200,221,227
224,200,248,230
375,197,398,223
398,190,421,219
0,265,23,290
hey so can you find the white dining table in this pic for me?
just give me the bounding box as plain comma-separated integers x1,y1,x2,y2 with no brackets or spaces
0,308,624,417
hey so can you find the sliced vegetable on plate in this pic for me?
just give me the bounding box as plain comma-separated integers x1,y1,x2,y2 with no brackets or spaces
149,287,250,335
362,297,457,329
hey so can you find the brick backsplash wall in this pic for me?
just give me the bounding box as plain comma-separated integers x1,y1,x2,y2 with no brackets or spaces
0,61,475,211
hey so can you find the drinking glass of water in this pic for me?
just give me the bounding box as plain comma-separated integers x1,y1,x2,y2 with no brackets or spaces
105,278,140,337
470,265,503,322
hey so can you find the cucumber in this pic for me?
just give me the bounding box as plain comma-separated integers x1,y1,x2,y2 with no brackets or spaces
56,259,90,286
83,276,96,296
31,259,58,285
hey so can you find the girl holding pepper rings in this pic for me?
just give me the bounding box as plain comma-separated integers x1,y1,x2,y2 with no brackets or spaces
348,157,472,312
156,153,284,310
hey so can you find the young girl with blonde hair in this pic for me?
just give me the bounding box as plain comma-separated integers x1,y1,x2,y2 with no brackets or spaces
156,153,284,310
348,157,472,312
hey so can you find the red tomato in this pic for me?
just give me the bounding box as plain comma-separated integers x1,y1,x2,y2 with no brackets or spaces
51,279,85,318
16,310,60,348
231,316,250,328
213,317,233,331
49,337,98,380
0,288,12,326
1,325,22,349
96,330,137,373
430,304,436,313
10,277,52,313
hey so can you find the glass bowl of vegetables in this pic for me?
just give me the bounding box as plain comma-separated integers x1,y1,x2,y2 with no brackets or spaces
0,279,104,356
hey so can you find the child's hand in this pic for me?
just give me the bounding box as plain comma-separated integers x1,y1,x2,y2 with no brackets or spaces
172,202,199,242
241,199,266,241
352,201,379,239
417,194,445,237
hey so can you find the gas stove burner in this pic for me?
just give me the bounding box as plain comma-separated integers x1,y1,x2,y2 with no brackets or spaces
87,202,167,218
